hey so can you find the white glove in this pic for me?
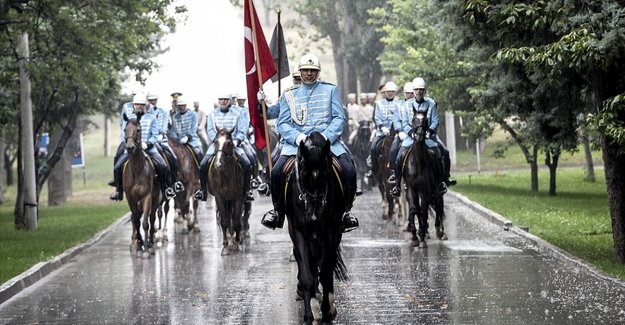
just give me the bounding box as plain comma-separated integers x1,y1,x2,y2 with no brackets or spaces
295,133,306,146
156,134,164,142
233,139,240,147
399,132,408,141
381,127,390,135
257,90,266,101
248,126,254,134
141,142,148,150
180,136,188,144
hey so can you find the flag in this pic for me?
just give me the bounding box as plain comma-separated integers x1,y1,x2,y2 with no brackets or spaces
244,0,277,150
269,21,289,82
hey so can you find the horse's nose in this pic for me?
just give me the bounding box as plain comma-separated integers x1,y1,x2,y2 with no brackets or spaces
126,143,135,153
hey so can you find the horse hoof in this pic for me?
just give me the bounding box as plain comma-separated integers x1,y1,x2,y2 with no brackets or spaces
174,216,183,224
425,232,431,239
411,239,420,247
329,293,337,320
193,224,200,233
310,297,321,321
296,288,303,301
221,247,230,256
148,247,155,255
135,250,143,258
439,233,448,240
419,241,428,249
156,241,163,248
142,251,151,259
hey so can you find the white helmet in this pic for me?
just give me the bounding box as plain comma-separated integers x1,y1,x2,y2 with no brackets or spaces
132,94,147,105
412,77,426,89
384,81,398,92
146,92,158,100
176,98,187,106
217,92,231,100
298,53,321,70
403,82,413,93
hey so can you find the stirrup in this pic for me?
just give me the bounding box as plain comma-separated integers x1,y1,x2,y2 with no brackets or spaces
109,191,123,201
364,170,374,178
390,186,401,197
250,176,263,189
193,190,207,201
245,190,255,202
257,183,270,196
446,177,457,187
165,187,176,199
174,181,185,192
355,186,363,196
261,210,284,230
342,212,359,233
438,182,447,195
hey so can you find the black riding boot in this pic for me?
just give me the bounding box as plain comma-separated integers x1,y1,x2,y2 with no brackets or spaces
168,148,184,192
109,163,124,201
390,163,403,197
194,155,211,201
261,157,287,230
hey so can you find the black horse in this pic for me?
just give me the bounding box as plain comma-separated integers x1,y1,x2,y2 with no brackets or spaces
351,120,372,193
403,108,447,248
285,131,348,324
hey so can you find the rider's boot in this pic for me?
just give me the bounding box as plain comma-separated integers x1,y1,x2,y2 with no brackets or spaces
387,170,396,184
390,164,402,197
109,164,123,201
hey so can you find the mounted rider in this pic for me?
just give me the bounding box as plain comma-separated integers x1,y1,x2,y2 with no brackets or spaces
170,97,204,169
364,81,402,178
109,93,176,201
390,77,456,197
194,92,255,202
387,82,414,185
260,53,360,233
147,92,184,194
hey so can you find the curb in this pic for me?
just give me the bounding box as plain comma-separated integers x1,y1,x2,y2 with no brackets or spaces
448,190,625,289
0,213,130,305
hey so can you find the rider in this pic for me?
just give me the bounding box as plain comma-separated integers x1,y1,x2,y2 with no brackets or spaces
388,82,414,184
170,97,204,170
347,93,375,145
108,90,136,189
109,94,176,201
194,92,255,202
147,92,184,193
390,77,457,197
194,101,210,153
260,53,360,233
231,92,266,196
364,81,401,178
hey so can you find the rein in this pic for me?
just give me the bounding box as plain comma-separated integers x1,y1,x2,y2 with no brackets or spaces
294,151,328,218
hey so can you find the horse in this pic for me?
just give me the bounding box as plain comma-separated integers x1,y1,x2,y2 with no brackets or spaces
168,139,201,234
285,131,348,324
122,116,162,258
403,108,447,248
373,128,399,220
351,120,372,193
208,128,246,256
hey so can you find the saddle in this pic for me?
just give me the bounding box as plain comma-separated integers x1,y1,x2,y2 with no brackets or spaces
282,155,345,199
183,143,200,169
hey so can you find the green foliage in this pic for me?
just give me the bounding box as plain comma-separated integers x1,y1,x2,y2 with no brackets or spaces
593,94,625,154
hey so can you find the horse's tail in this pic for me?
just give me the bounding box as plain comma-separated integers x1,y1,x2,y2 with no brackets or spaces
333,246,349,282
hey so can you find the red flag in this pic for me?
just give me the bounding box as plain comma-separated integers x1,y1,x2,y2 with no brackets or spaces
244,0,277,150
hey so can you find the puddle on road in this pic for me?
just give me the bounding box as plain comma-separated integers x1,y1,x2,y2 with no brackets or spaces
342,239,407,248
442,240,522,253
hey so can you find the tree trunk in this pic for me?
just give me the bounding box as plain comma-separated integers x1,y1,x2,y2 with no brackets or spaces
0,131,5,204
530,145,538,192
581,130,595,182
603,135,625,263
545,149,560,196
104,115,111,157
47,127,73,206
16,31,38,230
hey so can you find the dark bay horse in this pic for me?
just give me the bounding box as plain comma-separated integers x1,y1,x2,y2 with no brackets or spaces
285,131,348,324
403,108,447,248
208,128,245,256
169,139,201,234
351,120,372,192
374,128,398,220
123,117,162,257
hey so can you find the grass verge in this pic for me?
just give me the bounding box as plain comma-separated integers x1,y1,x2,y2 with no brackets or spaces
452,167,625,280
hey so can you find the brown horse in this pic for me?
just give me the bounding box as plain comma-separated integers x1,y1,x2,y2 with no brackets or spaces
208,128,245,256
373,129,399,220
168,139,201,234
123,117,162,258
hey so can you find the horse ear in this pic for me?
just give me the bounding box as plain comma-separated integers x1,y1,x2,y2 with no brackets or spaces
216,126,222,133
227,127,234,134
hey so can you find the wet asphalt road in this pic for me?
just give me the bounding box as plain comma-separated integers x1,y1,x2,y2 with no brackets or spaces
1,190,625,324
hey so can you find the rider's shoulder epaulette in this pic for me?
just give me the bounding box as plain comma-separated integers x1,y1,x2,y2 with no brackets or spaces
283,84,301,93
318,80,336,86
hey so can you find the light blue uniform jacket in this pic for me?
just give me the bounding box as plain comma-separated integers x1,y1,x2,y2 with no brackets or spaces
171,110,202,150
400,97,439,148
205,107,245,155
373,98,401,137
277,80,347,156
120,102,136,142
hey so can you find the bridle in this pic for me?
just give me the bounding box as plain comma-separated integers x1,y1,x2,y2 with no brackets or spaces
294,148,328,220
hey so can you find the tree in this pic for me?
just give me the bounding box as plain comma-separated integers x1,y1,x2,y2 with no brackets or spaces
0,0,185,228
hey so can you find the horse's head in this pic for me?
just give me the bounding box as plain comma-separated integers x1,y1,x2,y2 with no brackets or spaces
297,131,331,199
411,107,429,143
214,127,235,167
124,115,142,154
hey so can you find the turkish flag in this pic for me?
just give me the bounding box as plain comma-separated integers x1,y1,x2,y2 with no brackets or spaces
244,0,277,150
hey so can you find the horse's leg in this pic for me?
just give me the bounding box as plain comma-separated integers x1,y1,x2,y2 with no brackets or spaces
291,229,316,323
219,199,231,256
243,201,251,238
162,200,170,242
192,197,200,233
417,194,429,248
141,197,153,258
319,244,338,322
434,195,448,240
406,189,419,247
132,210,144,257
